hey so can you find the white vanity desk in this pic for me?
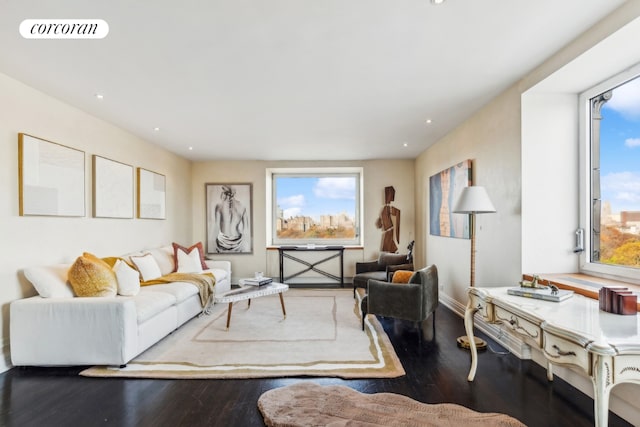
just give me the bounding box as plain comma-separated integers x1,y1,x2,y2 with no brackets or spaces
464,286,640,427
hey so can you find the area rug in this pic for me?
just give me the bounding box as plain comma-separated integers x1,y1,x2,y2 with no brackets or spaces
258,382,527,427
80,288,404,379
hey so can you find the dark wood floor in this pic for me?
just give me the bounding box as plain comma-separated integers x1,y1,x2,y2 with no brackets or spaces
0,304,632,427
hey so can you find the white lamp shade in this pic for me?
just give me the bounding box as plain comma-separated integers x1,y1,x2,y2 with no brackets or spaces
453,186,496,214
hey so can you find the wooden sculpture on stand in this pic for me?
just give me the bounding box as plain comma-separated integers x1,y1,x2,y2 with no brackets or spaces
376,186,401,252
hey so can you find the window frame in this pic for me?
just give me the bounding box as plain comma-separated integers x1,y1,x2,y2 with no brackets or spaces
579,63,640,282
265,167,364,247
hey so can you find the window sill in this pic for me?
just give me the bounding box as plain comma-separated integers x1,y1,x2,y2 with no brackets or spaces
523,273,640,312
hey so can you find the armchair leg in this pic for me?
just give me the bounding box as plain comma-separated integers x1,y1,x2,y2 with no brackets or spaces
362,313,365,331
432,312,436,338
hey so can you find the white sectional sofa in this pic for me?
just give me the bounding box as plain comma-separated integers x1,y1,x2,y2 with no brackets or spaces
10,245,231,367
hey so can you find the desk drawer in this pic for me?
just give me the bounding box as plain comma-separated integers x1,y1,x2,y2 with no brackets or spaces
615,355,640,382
543,332,590,374
494,306,541,346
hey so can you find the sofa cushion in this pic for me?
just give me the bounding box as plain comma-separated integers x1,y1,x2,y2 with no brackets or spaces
114,259,140,296
130,253,162,282
172,242,207,271
23,264,74,298
68,253,118,297
142,282,199,304
134,290,177,323
146,246,175,276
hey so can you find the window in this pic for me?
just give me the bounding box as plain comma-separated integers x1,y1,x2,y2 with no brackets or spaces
581,66,640,280
266,167,363,246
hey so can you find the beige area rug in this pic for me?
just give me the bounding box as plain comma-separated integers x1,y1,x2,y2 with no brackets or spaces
258,382,527,427
81,288,404,379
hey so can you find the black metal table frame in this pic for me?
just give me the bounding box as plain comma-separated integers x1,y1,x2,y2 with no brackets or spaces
278,246,344,287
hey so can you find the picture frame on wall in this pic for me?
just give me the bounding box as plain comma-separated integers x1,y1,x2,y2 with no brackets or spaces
429,159,472,238
18,133,85,217
92,155,134,218
137,168,166,220
205,183,253,254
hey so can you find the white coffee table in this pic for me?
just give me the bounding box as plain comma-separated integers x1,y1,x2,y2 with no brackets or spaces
213,282,289,330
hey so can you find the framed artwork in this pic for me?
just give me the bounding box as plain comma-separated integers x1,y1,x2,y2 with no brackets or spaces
18,133,85,217
429,160,472,238
206,183,253,254
92,155,134,218
137,168,166,219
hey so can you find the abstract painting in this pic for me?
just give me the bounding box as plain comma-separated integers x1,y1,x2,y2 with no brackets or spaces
429,160,471,238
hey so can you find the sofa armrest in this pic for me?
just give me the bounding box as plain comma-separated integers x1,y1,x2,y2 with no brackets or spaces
204,260,231,278
10,296,138,366
356,260,380,274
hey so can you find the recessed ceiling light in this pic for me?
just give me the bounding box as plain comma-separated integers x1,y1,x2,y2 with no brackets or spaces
425,119,432,124
95,93,104,100
431,0,446,4
403,142,409,147
188,146,193,151
153,127,160,132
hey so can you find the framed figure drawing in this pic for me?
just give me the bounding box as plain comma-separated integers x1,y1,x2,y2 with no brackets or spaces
206,183,252,254
429,160,471,238
18,133,85,217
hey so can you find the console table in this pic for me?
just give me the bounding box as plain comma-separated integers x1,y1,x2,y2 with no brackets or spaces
278,246,344,287
464,286,640,427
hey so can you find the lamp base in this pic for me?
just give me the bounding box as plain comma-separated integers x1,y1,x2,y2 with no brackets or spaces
456,335,487,351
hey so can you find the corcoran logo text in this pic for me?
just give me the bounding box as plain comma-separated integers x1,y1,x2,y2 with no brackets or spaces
20,19,109,39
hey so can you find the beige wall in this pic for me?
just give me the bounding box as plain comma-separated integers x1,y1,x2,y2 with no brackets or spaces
191,160,415,282
415,4,640,424
415,85,523,305
0,73,193,370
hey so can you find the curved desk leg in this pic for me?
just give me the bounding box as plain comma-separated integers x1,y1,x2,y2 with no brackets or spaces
464,299,479,381
593,356,612,427
546,361,554,381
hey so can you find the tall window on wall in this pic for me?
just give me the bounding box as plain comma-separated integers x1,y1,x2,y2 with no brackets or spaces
581,66,640,280
266,167,363,246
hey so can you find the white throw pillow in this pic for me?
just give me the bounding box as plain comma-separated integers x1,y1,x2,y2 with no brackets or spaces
130,253,162,282
147,245,175,276
23,264,74,298
113,259,140,296
177,248,204,273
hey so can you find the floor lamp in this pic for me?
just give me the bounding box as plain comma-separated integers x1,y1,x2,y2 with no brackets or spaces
453,185,496,350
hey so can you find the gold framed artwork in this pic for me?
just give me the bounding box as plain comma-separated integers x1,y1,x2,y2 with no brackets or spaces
92,155,134,218
18,133,85,217
429,159,472,238
137,168,166,219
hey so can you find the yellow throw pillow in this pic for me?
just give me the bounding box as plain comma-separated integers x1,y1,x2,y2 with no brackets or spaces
391,270,413,284
68,252,118,297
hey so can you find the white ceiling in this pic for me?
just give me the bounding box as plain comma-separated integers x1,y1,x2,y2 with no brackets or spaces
0,0,627,161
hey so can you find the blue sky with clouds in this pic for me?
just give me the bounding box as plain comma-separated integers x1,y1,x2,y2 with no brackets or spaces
276,176,356,221
601,76,640,214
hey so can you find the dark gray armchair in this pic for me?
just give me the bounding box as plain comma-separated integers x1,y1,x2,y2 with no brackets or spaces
360,265,438,338
352,252,413,298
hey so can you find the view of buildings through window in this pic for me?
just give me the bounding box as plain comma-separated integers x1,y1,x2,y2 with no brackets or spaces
596,75,640,268
274,175,358,242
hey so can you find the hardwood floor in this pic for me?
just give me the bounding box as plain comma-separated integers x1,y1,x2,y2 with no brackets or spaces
0,304,632,427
